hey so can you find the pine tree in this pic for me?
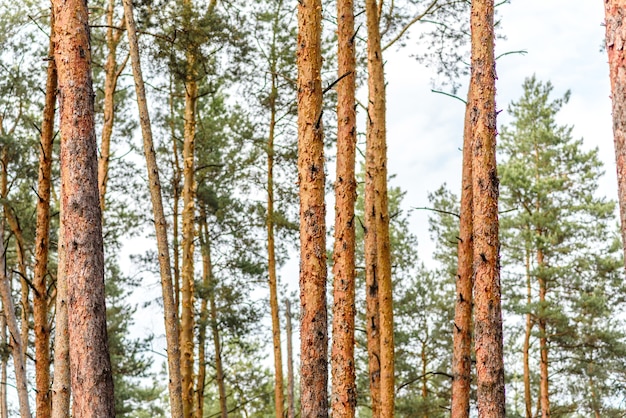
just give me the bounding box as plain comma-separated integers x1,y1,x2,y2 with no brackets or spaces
53,0,115,415
499,77,626,416
468,0,505,415
297,0,328,415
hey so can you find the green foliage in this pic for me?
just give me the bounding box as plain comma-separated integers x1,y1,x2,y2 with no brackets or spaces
499,76,626,416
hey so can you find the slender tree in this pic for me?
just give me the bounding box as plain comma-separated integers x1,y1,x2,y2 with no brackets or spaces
33,7,58,418
468,0,505,416
451,84,474,418
297,0,328,415
286,299,295,418
605,0,626,266
365,0,394,415
53,0,115,415
0,223,31,418
121,0,184,415
181,1,199,414
97,0,126,214
331,0,357,416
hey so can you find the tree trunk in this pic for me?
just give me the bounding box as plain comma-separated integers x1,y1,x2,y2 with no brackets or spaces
51,200,70,418
121,1,184,416
297,1,328,416
331,0,357,416
2,207,29,363
604,0,626,267
210,285,228,418
195,206,210,418
33,7,58,418
267,65,285,418
97,0,125,214
523,250,532,418
181,1,198,415
537,249,550,418
0,310,6,418
451,83,474,418
469,0,505,416
365,0,394,416
285,299,295,418
169,76,182,318
0,223,31,418
53,0,115,415
421,340,428,418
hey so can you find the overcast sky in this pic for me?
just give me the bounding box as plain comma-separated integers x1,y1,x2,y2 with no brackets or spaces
384,0,615,265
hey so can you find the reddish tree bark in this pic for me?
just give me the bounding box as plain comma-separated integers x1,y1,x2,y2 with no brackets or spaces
605,0,626,267
469,0,506,416
53,0,115,415
33,7,58,418
365,0,394,415
451,84,474,418
331,0,357,416
297,0,328,416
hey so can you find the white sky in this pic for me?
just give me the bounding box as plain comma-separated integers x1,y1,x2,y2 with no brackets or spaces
384,0,615,265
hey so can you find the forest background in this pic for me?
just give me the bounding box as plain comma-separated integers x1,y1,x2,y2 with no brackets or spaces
0,0,620,416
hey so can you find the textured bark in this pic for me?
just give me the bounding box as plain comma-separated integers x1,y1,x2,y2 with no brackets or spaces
33,8,58,418
1,205,29,362
469,0,505,416
170,80,182,318
365,160,380,418
181,1,198,415
331,0,357,416
210,283,228,418
523,250,532,418
537,249,550,418
285,299,295,418
51,202,70,418
0,224,31,418
297,1,328,416
121,1,184,415
97,0,125,214
267,66,285,418
605,0,626,267
365,0,394,416
53,0,115,415
451,83,474,418
195,208,210,418
0,311,6,418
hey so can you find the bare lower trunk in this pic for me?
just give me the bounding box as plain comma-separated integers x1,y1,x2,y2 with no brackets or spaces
181,1,198,414
421,341,428,418
51,218,70,418
523,250,532,418
0,223,31,418
97,0,125,214
469,0,505,416
0,311,6,418
451,83,474,418
267,69,285,418
54,0,115,414
537,249,550,418
121,1,184,416
33,9,58,418
365,162,380,417
605,0,626,268
365,0,394,415
286,300,295,418
210,288,228,418
297,1,328,416
195,207,210,418
331,0,357,416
